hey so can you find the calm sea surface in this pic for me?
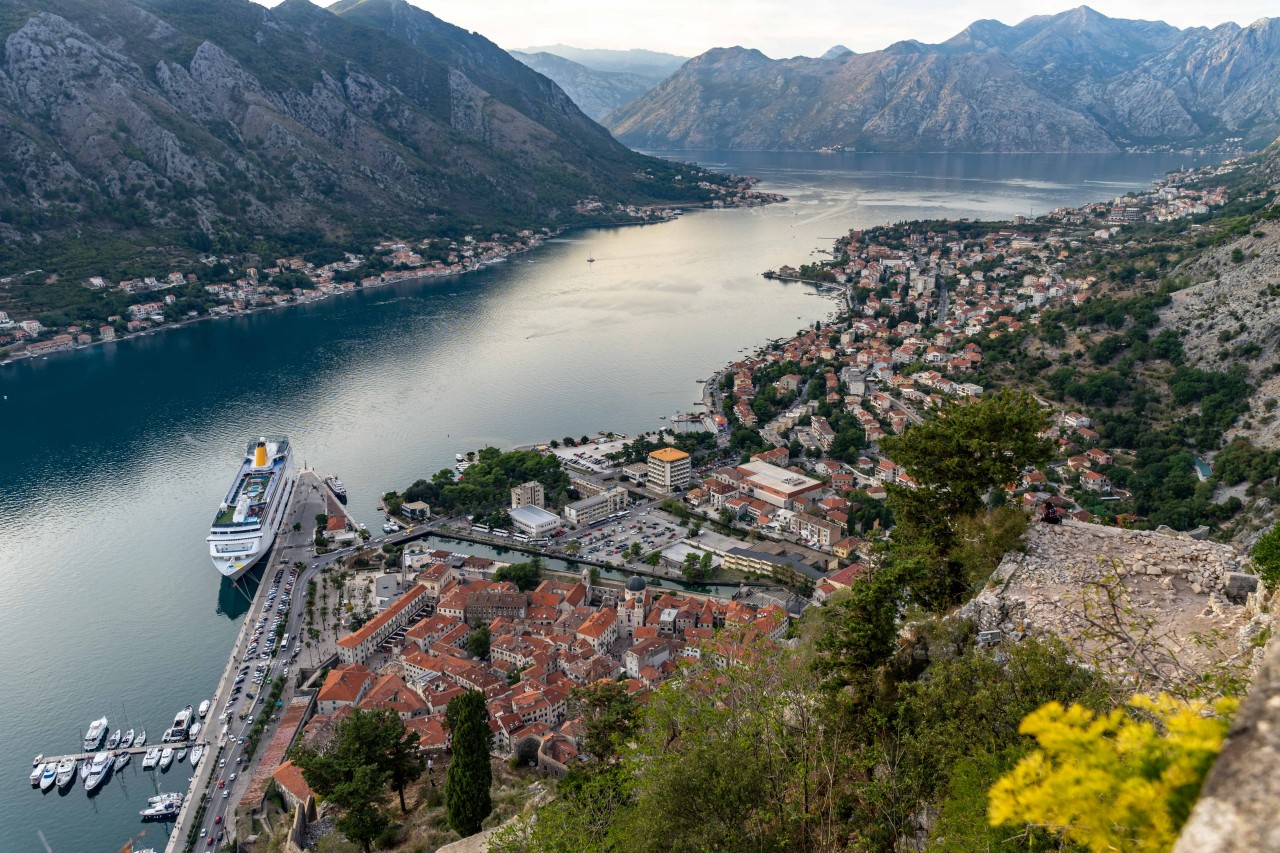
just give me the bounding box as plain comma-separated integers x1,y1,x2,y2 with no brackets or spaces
0,150,1211,851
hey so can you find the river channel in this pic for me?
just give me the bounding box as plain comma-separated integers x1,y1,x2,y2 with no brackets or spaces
0,150,1211,851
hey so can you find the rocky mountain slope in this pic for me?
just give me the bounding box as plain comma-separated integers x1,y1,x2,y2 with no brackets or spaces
509,51,653,120
605,6,1280,153
0,0,706,276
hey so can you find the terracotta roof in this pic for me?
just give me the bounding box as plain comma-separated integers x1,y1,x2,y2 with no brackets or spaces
337,584,427,649
649,447,689,463
318,663,372,703
271,759,313,805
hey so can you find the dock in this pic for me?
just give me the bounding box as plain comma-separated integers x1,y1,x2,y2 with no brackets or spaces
32,739,208,765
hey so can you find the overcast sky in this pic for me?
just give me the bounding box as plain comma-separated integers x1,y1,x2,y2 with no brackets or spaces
274,1,1277,58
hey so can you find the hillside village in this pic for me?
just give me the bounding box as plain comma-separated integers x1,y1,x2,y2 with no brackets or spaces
0,176,781,359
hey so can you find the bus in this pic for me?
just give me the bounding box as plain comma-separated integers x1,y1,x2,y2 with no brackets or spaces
281,634,290,652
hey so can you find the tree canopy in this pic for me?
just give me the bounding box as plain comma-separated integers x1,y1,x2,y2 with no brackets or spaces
445,690,492,837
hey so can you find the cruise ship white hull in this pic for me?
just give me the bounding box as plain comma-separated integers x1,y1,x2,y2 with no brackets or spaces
209,526,277,581
208,437,297,580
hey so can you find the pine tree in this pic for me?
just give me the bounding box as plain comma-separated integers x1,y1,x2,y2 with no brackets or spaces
445,690,492,836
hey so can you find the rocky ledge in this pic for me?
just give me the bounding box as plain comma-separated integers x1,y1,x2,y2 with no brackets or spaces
960,519,1272,691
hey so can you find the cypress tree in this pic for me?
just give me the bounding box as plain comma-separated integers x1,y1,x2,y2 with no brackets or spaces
445,690,492,836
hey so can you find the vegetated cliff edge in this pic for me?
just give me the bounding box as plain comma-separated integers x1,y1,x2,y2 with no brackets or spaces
605,6,1280,152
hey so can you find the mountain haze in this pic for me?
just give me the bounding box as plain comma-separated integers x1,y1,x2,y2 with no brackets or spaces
509,51,654,120
605,6,1280,152
512,44,687,83
0,0,708,276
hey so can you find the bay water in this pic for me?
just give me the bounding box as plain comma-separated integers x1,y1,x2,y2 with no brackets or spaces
0,150,1208,852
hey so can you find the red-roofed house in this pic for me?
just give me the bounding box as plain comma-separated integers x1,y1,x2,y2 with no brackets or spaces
317,663,373,716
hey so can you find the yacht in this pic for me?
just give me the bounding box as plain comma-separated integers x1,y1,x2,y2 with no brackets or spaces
141,747,162,769
39,763,58,791
135,730,147,748
120,729,135,749
159,748,174,770
189,720,202,739
139,799,181,820
113,751,131,772
148,792,184,804
190,744,204,768
54,758,77,788
208,436,298,580
326,476,348,503
83,751,112,792
197,699,211,718
30,762,45,786
83,717,108,751
106,729,121,750
172,704,194,732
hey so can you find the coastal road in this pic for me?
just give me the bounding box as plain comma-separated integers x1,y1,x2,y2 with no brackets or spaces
168,471,328,852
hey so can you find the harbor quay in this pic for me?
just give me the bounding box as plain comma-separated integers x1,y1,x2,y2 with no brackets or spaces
165,468,340,852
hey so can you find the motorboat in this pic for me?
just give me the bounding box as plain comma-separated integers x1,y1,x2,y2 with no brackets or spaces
113,751,131,772
120,729,135,749
148,792,183,804
189,721,202,739
176,747,188,763
30,763,45,785
135,730,147,748
159,748,174,770
106,729,121,750
39,763,58,791
172,705,194,732
139,799,181,820
83,751,112,792
141,747,161,769
54,758,77,788
190,745,204,767
83,717,108,751
198,700,211,718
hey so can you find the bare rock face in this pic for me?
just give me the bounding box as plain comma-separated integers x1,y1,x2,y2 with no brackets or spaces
605,8,1280,152
959,519,1269,692
0,0,668,257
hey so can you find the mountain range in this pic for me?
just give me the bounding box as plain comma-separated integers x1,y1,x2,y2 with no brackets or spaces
605,6,1280,153
0,0,708,277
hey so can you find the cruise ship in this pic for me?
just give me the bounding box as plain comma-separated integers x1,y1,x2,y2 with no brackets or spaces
207,436,297,580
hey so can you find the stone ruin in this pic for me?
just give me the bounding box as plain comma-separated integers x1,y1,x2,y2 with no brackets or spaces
959,518,1273,692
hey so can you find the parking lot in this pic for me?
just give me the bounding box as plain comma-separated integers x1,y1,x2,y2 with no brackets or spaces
565,507,688,566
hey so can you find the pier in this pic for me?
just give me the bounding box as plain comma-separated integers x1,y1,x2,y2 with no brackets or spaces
31,740,208,766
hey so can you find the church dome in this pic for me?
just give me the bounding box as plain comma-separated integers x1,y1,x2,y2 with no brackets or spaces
625,575,646,593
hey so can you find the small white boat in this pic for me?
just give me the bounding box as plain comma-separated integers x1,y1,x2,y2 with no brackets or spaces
189,721,202,739
79,759,90,780
83,717,108,751
198,699,210,718
190,745,204,767
106,729,121,750
148,792,183,804
39,763,58,791
176,746,188,763
141,747,161,769
159,748,174,770
31,754,44,767
120,729,135,749
30,763,45,785
54,758,77,788
455,453,465,462
135,730,147,748
113,751,130,772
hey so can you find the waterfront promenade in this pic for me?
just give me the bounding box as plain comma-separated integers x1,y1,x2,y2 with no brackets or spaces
166,469,335,852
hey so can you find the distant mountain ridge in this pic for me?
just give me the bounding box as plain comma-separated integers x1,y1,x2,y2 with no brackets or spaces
0,0,709,277
509,51,654,120
604,6,1280,153
512,44,688,82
